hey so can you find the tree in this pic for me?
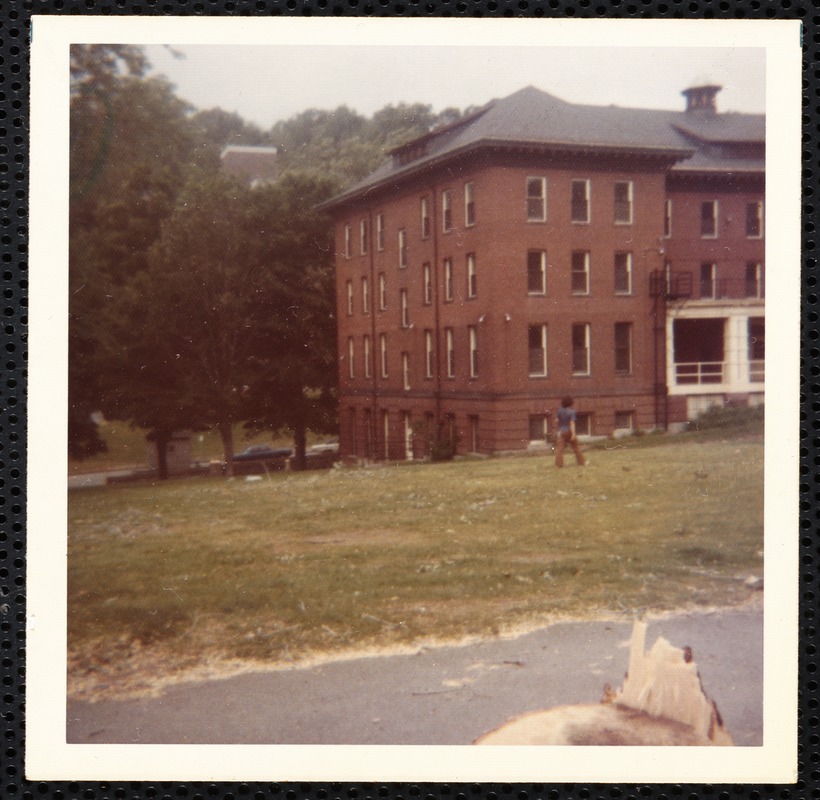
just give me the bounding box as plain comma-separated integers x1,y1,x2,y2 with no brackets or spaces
239,172,338,469
68,46,198,459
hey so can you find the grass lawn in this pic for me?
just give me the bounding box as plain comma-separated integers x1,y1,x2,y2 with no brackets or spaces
67,418,764,701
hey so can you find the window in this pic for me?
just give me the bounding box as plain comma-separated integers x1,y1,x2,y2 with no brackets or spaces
529,414,548,441
421,197,431,240
464,182,475,227
575,413,592,437
700,200,718,238
400,288,409,328
746,201,763,238
378,273,387,310
614,322,632,374
527,250,547,295
442,189,452,232
571,251,590,295
614,411,634,431
444,258,453,301
398,229,407,268
344,224,352,258
445,328,455,377
572,323,591,375
425,330,434,378
423,263,432,305
360,218,368,255
379,333,388,378
700,262,716,299
376,213,385,251
361,277,369,314
526,177,546,222
614,251,632,295
363,335,371,378
664,199,672,238
382,409,390,460
571,179,590,223
346,280,354,315
528,324,548,377
347,337,355,379
467,253,477,298
468,326,478,377
748,317,765,382
468,416,479,453
614,181,633,224
402,352,410,390
745,262,764,298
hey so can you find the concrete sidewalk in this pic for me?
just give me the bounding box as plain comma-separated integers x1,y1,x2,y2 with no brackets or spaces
67,605,763,746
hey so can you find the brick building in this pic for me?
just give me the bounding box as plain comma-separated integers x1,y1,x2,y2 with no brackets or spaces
320,84,764,461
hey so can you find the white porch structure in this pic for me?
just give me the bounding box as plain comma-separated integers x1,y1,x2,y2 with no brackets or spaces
666,300,765,419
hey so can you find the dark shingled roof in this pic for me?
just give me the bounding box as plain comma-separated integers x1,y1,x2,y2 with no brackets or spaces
322,85,764,209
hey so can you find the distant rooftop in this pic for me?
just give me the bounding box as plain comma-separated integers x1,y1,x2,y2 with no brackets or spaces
220,145,279,186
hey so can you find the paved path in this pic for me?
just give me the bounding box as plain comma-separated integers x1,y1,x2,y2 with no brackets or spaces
67,606,762,746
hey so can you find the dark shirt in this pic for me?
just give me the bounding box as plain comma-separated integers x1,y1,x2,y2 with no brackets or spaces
556,406,576,433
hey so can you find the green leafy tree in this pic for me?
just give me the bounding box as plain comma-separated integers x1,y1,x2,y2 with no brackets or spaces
69,45,198,459
239,172,338,469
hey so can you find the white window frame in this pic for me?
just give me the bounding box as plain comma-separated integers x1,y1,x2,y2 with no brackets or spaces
746,200,764,239
745,261,764,299
421,196,431,240
466,253,477,299
464,181,475,227
445,328,455,378
378,273,387,311
347,336,355,379
526,176,547,222
614,411,635,431
571,179,591,224
346,280,354,315
700,262,717,299
571,251,590,296
344,224,352,258
527,250,547,295
528,324,548,377
361,276,369,314
701,200,718,239
528,414,548,442
402,352,411,390
423,263,432,305
614,251,633,295
363,335,371,378
360,218,368,255
572,322,591,376
614,321,632,375
468,326,478,378
376,213,385,251
398,229,407,268
400,288,409,328
425,330,434,378
614,181,633,225
379,333,388,378
442,189,452,233
444,257,453,302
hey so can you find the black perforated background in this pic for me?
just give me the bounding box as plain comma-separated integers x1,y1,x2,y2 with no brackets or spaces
2,2,815,798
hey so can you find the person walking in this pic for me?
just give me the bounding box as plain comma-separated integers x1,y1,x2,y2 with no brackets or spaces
554,395,586,468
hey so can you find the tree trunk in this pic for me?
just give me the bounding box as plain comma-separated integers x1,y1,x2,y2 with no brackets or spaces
292,424,307,471
218,420,235,477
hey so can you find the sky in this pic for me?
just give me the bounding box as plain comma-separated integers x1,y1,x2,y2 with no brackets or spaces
143,43,766,131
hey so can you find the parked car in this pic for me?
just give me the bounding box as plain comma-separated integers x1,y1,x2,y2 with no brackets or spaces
234,445,293,462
